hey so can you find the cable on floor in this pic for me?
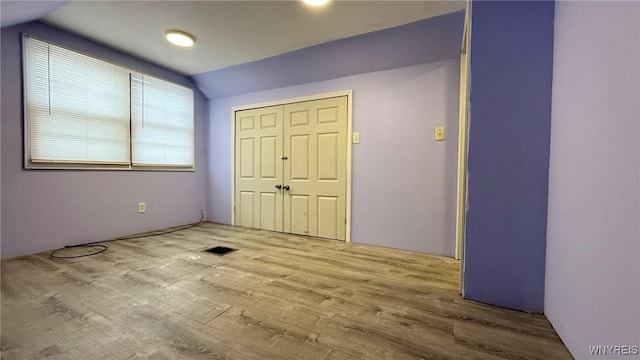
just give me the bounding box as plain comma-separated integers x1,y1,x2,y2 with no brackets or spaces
49,209,204,260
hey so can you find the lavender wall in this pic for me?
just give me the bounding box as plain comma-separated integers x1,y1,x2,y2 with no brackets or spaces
193,11,464,99
545,2,640,358
208,60,460,256
463,1,555,312
1,22,209,259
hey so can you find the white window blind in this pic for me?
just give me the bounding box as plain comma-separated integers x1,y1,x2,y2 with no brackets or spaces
24,36,131,165
131,73,194,167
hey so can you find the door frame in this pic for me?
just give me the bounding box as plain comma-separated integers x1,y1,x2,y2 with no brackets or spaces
457,0,472,294
230,90,354,242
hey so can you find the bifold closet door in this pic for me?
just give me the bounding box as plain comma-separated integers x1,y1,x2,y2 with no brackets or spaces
283,96,348,240
234,106,284,232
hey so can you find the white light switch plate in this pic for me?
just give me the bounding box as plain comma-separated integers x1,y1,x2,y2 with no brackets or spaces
352,132,361,144
434,127,446,141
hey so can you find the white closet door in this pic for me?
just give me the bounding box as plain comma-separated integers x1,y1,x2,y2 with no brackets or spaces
234,106,284,232
283,96,348,240
234,96,348,240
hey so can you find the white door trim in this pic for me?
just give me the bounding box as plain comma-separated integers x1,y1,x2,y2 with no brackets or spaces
230,90,354,242
457,0,471,295
455,3,470,261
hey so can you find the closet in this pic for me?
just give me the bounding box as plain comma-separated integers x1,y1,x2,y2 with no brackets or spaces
234,96,348,240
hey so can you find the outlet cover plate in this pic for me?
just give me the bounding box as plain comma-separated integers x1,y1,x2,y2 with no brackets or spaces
434,127,446,141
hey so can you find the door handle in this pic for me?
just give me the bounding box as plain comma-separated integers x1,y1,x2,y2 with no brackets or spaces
275,184,282,189
283,185,290,191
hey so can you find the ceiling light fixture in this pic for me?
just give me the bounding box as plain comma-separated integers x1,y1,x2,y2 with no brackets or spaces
302,0,331,6
165,30,195,47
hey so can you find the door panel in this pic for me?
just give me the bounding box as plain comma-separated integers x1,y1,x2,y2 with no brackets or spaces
235,106,284,231
290,194,310,235
260,192,278,231
239,191,255,227
290,135,310,180
260,113,277,129
283,96,348,240
239,138,254,179
318,107,339,124
240,116,255,130
317,132,339,181
260,136,278,179
317,196,339,239
290,110,310,127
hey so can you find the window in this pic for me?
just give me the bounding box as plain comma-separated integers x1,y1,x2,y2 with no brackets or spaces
131,74,194,167
23,35,195,170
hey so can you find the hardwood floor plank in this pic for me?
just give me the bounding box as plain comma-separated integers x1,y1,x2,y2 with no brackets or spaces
1,222,572,360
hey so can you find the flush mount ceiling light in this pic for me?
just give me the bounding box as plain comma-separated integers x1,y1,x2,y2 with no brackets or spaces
165,30,195,47
302,0,331,6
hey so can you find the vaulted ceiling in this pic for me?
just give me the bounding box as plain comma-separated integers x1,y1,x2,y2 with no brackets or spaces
1,1,466,76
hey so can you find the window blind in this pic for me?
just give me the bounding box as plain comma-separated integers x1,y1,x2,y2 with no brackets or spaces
131,73,194,167
24,36,131,164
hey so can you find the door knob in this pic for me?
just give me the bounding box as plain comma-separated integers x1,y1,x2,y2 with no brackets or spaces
275,184,282,189
283,185,290,191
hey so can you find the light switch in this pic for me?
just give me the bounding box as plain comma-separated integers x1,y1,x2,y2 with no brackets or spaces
434,127,446,141
352,132,360,144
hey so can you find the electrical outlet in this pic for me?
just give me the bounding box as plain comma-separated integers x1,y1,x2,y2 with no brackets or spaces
138,202,146,213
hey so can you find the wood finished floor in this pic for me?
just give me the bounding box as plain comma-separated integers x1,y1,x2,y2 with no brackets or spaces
1,222,572,360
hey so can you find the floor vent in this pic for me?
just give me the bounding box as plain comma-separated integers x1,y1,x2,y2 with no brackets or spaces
205,246,237,256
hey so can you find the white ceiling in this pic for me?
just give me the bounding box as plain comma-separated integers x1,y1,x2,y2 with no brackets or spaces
40,1,466,76
0,1,69,28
